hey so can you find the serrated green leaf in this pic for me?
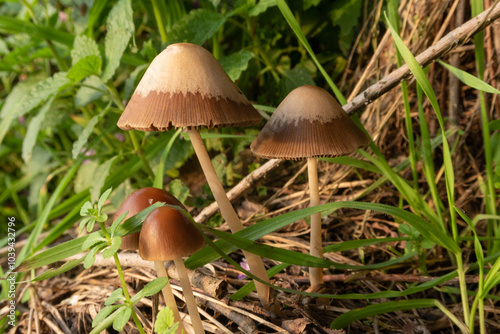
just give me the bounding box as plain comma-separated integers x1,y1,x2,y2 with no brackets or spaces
131,277,168,304
167,9,226,45
168,179,190,204
91,305,122,329
438,60,500,94
16,72,70,118
112,305,132,331
105,288,125,306
90,157,117,203
71,34,101,65
154,307,179,334
82,231,106,250
219,49,252,81
22,96,55,163
102,236,122,259
102,0,134,82
67,55,102,83
75,75,107,108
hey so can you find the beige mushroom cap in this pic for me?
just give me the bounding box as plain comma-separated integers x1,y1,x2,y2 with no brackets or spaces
250,85,370,160
139,206,205,261
118,43,262,131
115,187,186,250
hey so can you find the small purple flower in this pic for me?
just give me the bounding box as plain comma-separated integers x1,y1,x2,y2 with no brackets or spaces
238,259,250,280
114,133,125,142
18,116,25,124
82,148,96,164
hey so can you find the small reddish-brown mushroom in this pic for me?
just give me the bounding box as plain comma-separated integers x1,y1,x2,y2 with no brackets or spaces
251,85,370,287
140,206,205,334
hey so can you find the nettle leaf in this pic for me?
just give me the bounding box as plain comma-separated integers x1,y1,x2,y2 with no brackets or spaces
22,96,55,163
105,288,125,306
330,0,363,35
113,306,132,331
102,236,122,259
90,156,117,203
248,0,276,16
154,307,179,334
167,9,226,45
169,179,190,204
16,72,71,118
71,34,101,65
102,0,134,82
72,115,100,159
67,55,102,83
75,75,107,108
219,49,252,81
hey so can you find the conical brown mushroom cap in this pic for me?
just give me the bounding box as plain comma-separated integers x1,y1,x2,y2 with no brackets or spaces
250,85,370,160
139,206,205,261
115,187,186,250
118,43,262,131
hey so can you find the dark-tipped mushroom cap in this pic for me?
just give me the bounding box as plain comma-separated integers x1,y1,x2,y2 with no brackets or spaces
118,43,262,131
250,85,370,160
115,187,186,250
139,206,205,261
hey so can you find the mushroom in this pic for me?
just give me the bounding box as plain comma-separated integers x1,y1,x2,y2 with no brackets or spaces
250,85,370,287
140,206,205,334
115,187,187,331
115,187,185,250
118,43,270,305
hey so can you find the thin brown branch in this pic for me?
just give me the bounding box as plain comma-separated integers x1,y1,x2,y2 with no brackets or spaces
345,4,500,115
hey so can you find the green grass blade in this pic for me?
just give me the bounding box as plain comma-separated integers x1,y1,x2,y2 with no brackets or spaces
438,60,500,94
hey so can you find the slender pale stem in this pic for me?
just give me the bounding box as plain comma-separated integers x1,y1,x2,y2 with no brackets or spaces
174,258,205,334
308,158,323,287
187,129,270,306
154,261,186,334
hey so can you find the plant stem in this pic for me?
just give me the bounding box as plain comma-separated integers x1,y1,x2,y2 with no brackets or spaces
174,258,205,334
308,158,323,287
128,131,155,178
455,255,470,328
434,300,470,334
154,261,186,334
151,0,167,43
97,221,145,334
187,129,270,306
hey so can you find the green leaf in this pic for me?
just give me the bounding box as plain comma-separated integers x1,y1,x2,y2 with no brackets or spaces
219,49,252,81
167,9,226,45
72,116,100,159
78,216,94,235
31,257,85,282
230,263,289,301
71,34,101,65
102,236,122,259
438,60,500,94
330,299,439,329
67,55,102,83
75,75,107,108
279,66,315,97
168,179,190,204
154,307,179,334
105,288,125,306
22,96,55,163
81,231,106,250
16,72,70,118
80,201,93,216
102,0,134,82
84,243,107,268
330,0,363,35
248,0,276,16
98,188,113,212
110,211,127,237
90,157,117,204
113,305,132,331
131,277,168,304
91,305,121,329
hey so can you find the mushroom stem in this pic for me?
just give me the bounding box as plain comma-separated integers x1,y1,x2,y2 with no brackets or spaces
154,261,186,333
308,157,323,287
188,129,270,305
174,258,205,334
